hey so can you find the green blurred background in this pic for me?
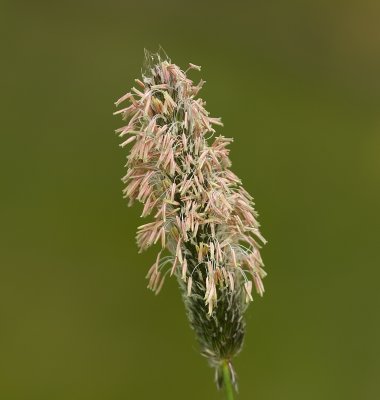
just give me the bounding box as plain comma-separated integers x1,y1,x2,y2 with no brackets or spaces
1,0,379,399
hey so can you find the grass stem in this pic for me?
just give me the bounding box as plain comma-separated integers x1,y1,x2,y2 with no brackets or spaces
222,361,234,400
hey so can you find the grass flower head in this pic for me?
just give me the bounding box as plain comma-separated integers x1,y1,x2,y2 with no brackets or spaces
114,48,267,394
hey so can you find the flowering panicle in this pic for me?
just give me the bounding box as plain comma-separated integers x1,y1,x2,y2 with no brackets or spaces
114,49,266,389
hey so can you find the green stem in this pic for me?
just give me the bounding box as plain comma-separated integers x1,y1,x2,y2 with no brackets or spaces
222,361,235,400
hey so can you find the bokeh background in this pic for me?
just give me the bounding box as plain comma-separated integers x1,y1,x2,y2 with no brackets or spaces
1,1,379,399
